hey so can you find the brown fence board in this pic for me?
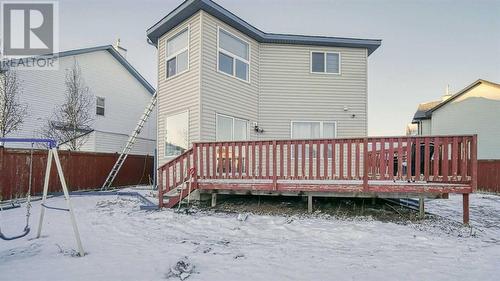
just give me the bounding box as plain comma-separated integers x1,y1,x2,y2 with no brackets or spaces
0,148,153,200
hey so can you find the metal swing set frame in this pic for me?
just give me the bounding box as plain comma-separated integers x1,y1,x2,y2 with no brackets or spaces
0,138,84,257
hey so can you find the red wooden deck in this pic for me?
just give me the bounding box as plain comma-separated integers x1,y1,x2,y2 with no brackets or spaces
158,135,477,223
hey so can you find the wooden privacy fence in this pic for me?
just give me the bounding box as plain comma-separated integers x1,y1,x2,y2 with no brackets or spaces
477,160,500,193
0,148,154,200
159,135,477,201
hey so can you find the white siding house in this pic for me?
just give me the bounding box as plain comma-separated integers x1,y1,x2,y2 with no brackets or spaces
147,0,381,166
3,45,156,155
411,79,500,160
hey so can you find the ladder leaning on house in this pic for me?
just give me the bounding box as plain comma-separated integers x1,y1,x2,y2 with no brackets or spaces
101,92,157,190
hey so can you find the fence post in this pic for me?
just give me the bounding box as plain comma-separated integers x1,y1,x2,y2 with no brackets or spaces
272,140,277,190
363,138,368,191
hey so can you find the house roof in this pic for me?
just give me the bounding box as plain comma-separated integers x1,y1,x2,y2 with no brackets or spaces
57,45,155,94
2,45,155,94
147,0,382,55
411,79,500,123
427,79,500,114
412,100,441,122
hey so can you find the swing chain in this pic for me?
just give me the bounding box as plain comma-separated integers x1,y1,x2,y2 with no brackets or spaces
25,143,34,228
0,143,34,240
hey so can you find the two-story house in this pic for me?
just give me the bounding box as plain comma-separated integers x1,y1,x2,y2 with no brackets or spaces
147,0,381,166
3,44,156,155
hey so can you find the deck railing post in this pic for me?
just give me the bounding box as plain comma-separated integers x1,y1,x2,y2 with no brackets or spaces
158,167,163,208
272,140,277,190
471,135,477,191
192,143,198,189
363,138,368,191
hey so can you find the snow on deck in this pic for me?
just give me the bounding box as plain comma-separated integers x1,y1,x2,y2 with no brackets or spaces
0,193,499,281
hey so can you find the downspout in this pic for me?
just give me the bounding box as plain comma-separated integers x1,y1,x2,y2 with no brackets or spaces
146,38,159,189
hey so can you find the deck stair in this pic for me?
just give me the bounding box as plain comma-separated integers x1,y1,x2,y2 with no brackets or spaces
158,148,197,208
163,182,193,208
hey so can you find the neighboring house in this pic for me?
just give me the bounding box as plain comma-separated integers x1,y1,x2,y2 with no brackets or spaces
411,100,442,136
410,79,500,160
146,0,381,165
3,44,156,155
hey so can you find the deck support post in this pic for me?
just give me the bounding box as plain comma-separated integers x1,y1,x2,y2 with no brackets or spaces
211,193,217,207
307,195,313,213
418,196,425,219
463,193,469,225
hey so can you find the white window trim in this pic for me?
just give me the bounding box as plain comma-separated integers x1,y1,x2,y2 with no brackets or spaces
290,121,338,139
165,26,190,80
215,113,249,141
96,96,105,116
310,51,341,75
164,109,190,158
216,26,251,84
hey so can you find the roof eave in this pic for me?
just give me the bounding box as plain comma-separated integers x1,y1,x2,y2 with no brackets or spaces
2,45,155,95
146,0,381,55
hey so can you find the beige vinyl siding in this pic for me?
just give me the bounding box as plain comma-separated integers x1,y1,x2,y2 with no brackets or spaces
418,119,432,135
199,11,259,141
156,12,202,166
259,44,368,139
430,83,500,160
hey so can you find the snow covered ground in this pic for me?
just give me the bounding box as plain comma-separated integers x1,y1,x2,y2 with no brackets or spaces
0,191,499,281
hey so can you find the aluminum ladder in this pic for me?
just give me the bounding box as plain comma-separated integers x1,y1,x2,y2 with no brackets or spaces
101,92,157,190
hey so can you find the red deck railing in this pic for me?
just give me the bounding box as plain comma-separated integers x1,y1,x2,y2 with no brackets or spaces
158,135,477,208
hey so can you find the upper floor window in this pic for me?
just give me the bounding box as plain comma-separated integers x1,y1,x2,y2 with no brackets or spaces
166,28,189,79
96,97,105,116
217,28,250,82
311,52,340,74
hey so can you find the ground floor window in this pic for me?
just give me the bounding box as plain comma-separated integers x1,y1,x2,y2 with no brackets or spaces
216,113,248,141
165,111,189,157
291,121,336,139
291,121,337,158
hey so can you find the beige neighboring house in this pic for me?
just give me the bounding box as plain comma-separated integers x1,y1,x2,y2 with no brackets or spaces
146,0,381,166
411,79,500,159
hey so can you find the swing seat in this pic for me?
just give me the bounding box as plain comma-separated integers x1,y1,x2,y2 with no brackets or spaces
41,203,69,212
0,226,30,241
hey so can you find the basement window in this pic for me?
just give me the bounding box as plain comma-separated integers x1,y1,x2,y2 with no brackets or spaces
217,27,250,82
166,28,189,79
96,97,105,116
311,52,340,74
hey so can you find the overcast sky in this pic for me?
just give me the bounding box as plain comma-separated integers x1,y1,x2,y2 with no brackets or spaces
56,0,500,136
